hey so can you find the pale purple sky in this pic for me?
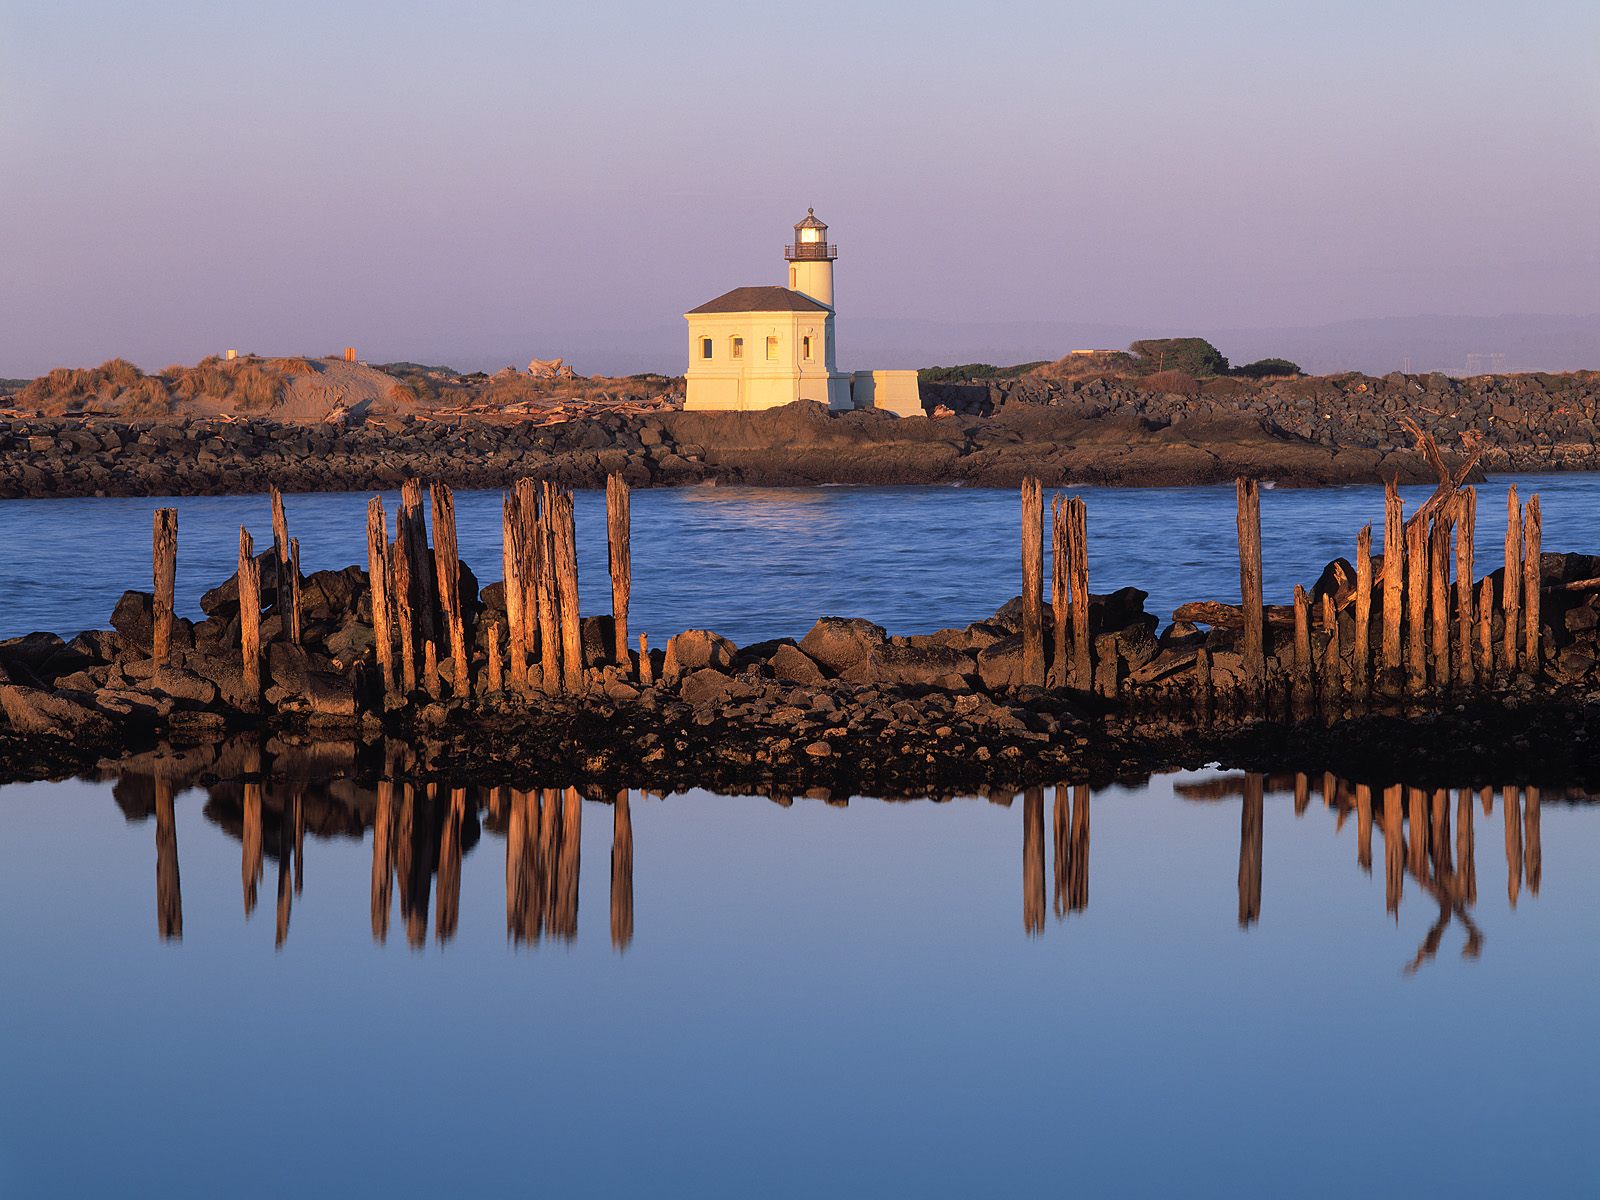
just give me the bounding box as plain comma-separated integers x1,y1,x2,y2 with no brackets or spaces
3,0,1597,377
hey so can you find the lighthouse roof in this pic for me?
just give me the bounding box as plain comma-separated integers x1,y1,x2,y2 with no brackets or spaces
687,286,830,315
795,207,827,230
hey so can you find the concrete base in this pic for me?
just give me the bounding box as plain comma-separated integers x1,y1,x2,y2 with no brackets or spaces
850,370,924,417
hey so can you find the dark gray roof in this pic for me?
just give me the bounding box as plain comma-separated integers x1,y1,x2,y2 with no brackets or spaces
688,286,830,314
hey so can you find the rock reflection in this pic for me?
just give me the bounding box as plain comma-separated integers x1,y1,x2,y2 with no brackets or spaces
103,739,1568,965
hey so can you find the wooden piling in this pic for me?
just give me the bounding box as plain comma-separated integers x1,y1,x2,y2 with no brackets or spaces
399,478,438,660
611,792,634,950
1291,584,1313,713
1476,576,1494,678
1068,497,1091,691
1049,496,1069,689
288,538,301,645
390,537,417,694
638,633,653,686
1023,786,1045,934
1523,495,1541,672
370,779,394,944
365,497,396,698
1236,479,1265,705
550,487,584,695
1352,523,1372,702
1524,785,1541,895
535,483,564,694
429,483,470,698
1429,511,1452,689
1319,591,1340,710
423,639,438,697
1355,782,1373,874
1020,478,1045,688
154,771,182,941
501,493,529,692
1503,786,1522,907
1502,484,1521,673
1067,784,1089,913
1456,789,1476,905
1404,515,1428,694
486,618,504,693
1381,480,1404,678
606,473,632,669
238,527,261,705
1238,773,1263,927
1382,784,1404,914
270,485,290,621
1455,488,1476,688
152,508,177,666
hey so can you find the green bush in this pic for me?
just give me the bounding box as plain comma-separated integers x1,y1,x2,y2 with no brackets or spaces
1128,338,1229,377
1233,357,1301,379
918,362,1048,383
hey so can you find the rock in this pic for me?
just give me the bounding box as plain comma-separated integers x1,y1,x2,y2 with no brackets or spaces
147,666,218,706
667,629,736,676
989,596,1055,634
842,643,975,688
580,615,616,667
769,642,825,684
798,617,887,676
977,634,1024,691
181,649,255,710
0,683,115,739
92,687,172,719
680,668,734,709
804,739,833,757
109,590,155,652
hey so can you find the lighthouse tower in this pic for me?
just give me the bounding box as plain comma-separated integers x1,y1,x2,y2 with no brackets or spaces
785,208,837,308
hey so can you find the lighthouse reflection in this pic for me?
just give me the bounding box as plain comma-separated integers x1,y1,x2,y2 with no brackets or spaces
109,751,1570,967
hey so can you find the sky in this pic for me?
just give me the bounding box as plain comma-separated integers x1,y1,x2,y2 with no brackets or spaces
2,0,1597,377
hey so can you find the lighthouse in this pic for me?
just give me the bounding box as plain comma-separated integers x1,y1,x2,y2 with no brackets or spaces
785,208,837,308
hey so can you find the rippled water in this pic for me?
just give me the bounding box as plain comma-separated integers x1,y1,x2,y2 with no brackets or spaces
1,767,1595,1195
3,475,1597,644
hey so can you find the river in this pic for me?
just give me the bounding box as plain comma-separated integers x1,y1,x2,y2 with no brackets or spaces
2,475,1596,644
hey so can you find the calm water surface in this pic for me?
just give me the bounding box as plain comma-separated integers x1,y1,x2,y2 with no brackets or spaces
1,768,1596,1196
3,475,1598,643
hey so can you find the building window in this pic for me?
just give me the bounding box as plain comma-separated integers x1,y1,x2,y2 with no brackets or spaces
802,335,814,360
766,336,779,361
701,337,713,360
789,267,797,288
731,336,744,359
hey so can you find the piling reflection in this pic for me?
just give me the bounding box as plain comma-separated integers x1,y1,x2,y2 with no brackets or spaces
102,743,1577,966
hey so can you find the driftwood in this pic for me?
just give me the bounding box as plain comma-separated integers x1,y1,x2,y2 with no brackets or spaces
1172,600,1296,629
1396,418,1484,534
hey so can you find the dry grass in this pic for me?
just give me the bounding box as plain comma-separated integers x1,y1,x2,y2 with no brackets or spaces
13,355,323,415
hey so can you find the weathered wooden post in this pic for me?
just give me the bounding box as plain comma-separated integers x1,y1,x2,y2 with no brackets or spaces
1382,480,1405,679
1319,591,1341,711
1235,479,1265,707
1502,484,1522,673
242,764,263,917
270,485,289,611
400,478,438,667
1382,783,1405,914
1355,782,1373,874
238,527,262,706
430,483,470,697
152,508,177,666
536,482,564,694
390,537,417,694
638,633,653,686
1020,478,1045,688
1429,511,1452,688
1503,786,1522,907
371,778,394,944
288,538,302,645
1051,784,1069,917
501,493,529,692
1524,785,1541,895
1407,786,1429,879
1067,784,1090,913
1455,488,1476,688
1068,497,1091,691
1476,576,1494,679
1456,789,1476,905
365,497,396,698
1352,524,1372,702
1049,496,1069,689
1291,584,1313,715
486,618,504,693
607,473,632,669
1523,495,1542,672
549,487,584,695
1404,516,1428,694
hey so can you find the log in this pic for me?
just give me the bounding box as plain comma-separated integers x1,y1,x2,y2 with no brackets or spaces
430,482,469,697
1455,489,1475,688
1068,497,1091,690
365,498,396,697
1429,511,1452,689
1523,494,1541,672
607,473,632,669
237,527,261,706
1049,495,1068,689
152,508,177,666
1020,478,1045,687
1235,479,1265,705
1382,480,1404,675
1352,523,1372,702
1291,584,1313,714
1171,600,1296,629
1404,515,1428,694
1502,484,1521,673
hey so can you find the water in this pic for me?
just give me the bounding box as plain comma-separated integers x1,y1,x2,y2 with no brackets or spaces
1,767,1595,1196
3,475,1595,645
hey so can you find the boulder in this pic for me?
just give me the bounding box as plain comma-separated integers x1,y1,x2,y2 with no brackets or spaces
679,668,734,710
798,617,887,676
842,643,975,688
581,615,616,667
110,590,155,652
665,629,736,677
146,666,218,707
769,642,825,684
0,683,115,739
977,635,1024,691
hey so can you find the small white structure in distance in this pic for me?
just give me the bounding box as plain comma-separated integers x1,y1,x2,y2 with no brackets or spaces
683,209,922,417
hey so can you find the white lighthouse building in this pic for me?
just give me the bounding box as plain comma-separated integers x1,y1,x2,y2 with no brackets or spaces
683,209,921,416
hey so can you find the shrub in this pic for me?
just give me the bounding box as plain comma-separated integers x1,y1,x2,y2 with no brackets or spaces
1233,357,1301,379
1128,338,1229,377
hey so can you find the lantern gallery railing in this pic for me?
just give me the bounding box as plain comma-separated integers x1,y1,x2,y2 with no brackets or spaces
783,242,837,260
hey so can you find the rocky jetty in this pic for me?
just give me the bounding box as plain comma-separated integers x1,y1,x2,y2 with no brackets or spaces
7,367,1600,500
